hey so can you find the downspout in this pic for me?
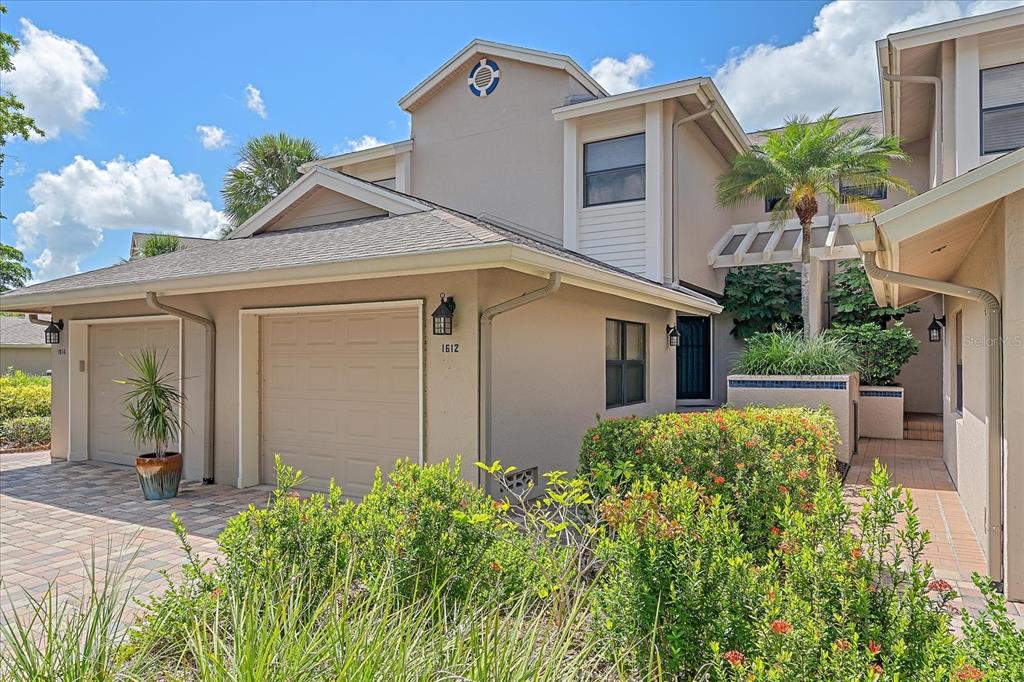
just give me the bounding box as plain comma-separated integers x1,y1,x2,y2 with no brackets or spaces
478,272,562,493
881,65,942,187
671,102,718,283
864,251,1003,586
146,292,216,484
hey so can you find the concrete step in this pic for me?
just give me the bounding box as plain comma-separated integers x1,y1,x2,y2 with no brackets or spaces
904,429,943,441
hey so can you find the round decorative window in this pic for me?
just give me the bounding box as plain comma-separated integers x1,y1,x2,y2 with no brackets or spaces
468,59,500,97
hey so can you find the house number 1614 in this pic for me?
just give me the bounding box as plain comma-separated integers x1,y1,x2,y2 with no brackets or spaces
441,343,459,353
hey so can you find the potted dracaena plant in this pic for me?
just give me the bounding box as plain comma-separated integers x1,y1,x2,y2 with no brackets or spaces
116,348,185,500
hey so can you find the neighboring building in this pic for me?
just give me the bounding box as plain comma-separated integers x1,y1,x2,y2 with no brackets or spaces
0,10,1020,599
0,315,51,375
850,7,1024,598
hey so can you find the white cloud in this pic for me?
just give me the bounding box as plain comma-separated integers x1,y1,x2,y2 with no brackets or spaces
589,54,653,95
13,155,227,280
715,0,1024,132
196,124,230,150
245,84,267,118
4,18,107,140
344,135,384,152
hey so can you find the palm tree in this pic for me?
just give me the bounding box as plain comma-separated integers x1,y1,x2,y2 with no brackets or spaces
221,132,321,231
715,111,913,336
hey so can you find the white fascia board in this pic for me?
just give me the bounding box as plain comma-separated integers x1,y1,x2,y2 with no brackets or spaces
553,78,703,120
886,6,1024,51
874,148,1024,244
876,39,897,137
553,78,749,155
399,39,607,112
0,343,50,349
225,167,430,239
298,140,414,174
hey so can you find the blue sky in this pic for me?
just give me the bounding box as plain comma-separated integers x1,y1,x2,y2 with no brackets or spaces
1,0,1017,282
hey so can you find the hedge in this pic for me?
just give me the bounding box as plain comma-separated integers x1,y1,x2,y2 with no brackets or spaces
0,371,51,420
0,416,51,448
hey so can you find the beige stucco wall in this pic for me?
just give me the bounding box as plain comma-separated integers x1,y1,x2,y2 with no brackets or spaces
47,267,685,491
411,57,591,243
0,346,51,375
943,199,1006,569
485,269,679,479
1001,189,1023,600
896,294,944,414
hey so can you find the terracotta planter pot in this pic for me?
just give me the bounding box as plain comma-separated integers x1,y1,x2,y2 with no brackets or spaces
135,452,183,500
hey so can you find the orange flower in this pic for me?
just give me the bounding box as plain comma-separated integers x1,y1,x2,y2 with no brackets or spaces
770,526,782,536
870,663,884,676
955,664,984,681
591,434,600,442
851,547,863,560
713,475,726,485
489,561,502,572
797,470,809,480
927,579,953,593
778,485,790,495
722,650,745,667
835,639,851,651
735,462,745,470
770,619,792,635
867,640,881,655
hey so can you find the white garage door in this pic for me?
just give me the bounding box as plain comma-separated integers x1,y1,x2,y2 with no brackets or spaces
260,307,421,495
89,320,180,466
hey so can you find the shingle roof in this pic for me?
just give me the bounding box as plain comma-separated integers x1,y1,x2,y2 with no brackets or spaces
2,206,717,308
0,315,46,345
746,111,884,145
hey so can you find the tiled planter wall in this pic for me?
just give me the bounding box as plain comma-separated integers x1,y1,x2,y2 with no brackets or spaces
858,386,904,440
726,373,859,463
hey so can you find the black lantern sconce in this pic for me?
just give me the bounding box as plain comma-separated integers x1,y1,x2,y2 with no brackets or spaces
927,315,945,343
44,319,64,345
431,294,456,336
666,324,680,347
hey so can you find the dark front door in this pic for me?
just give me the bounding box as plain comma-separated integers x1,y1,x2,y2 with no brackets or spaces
676,316,711,401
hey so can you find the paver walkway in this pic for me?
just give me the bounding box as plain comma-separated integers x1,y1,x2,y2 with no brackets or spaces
0,451,269,621
845,438,1024,625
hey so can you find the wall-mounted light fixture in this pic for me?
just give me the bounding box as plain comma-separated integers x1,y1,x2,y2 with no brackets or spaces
431,294,456,336
666,324,680,347
928,315,946,343
44,319,64,345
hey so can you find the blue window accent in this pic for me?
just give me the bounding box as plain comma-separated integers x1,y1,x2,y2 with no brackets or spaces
728,378,848,390
860,390,903,398
468,59,500,97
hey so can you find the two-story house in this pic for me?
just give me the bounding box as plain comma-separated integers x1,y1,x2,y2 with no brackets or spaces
849,6,1024,599
2,9,1021,597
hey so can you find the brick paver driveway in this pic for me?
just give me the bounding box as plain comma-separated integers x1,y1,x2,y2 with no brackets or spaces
0,451,269,619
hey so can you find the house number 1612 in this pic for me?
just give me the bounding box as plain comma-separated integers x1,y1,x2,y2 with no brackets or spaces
441,343,459,353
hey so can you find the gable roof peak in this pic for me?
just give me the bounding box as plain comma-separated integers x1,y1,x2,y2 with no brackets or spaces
399,38,608,113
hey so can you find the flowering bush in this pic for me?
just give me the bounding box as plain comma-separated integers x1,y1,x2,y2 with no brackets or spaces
579,407,838,555
592,461,961,679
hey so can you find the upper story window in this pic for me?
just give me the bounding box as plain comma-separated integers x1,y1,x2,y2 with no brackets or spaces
584,133,645,207
981,62,1024,155
839,180,887,202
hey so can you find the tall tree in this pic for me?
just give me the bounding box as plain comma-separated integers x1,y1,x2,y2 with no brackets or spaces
220,133,321,232
0,3,44,213
0,242,31,292
715,111,913,336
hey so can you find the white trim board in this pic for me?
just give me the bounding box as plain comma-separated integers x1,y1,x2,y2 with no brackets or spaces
236,299,425,489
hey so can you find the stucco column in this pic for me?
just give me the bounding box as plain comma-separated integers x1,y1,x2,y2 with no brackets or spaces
805,258,827,336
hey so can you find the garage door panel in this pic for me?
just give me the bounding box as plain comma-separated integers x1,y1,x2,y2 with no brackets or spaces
89,320,179,466
260,307,420,494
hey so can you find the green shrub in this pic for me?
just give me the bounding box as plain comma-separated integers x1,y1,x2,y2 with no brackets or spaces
593,462,959,680
0,371,50,420
0,415,50,447
828,259,919,326
351,457,542,604
733,331,859,376
579,407,838,555
722,264,802,339
827,321,919,386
